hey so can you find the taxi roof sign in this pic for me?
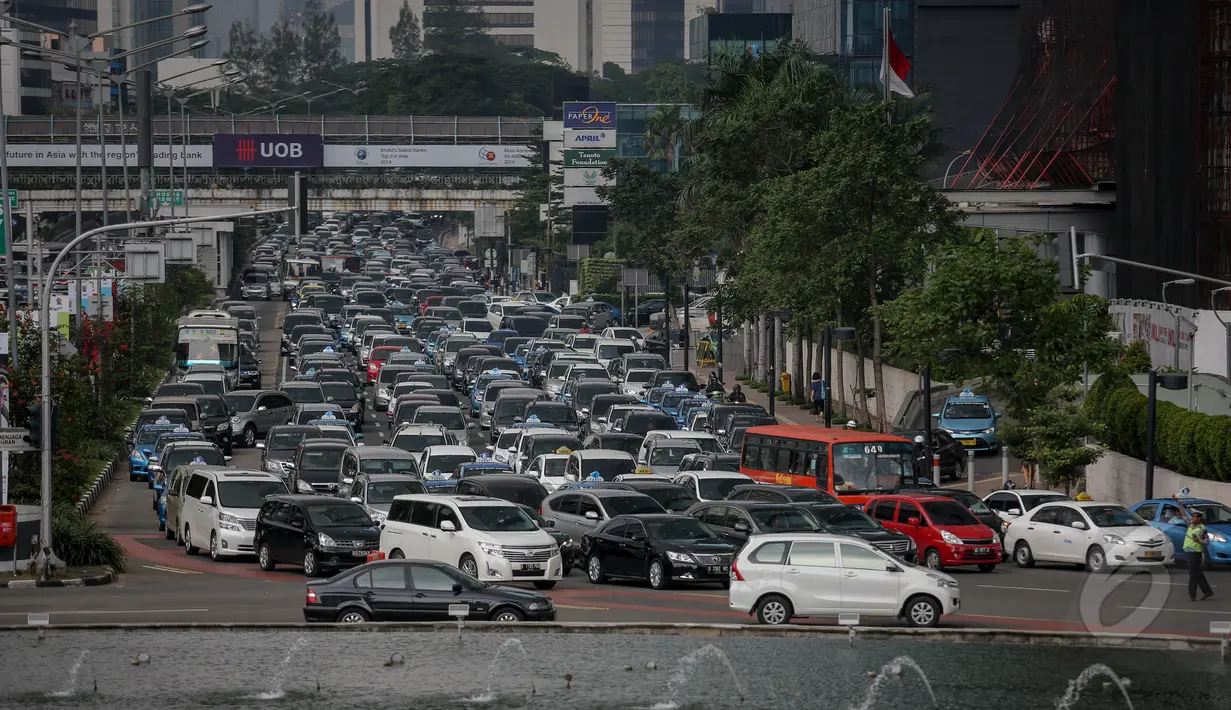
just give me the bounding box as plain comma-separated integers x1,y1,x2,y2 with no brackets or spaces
527,414,540,422
322,411,337,419
324,346,335,352
587,471,603,481
676,384,689,392
479,452,490,459
554,446,573,455
173,425,190,433
190,456,206,464
635,465,654,475
959,388,975,397
155,416,171,424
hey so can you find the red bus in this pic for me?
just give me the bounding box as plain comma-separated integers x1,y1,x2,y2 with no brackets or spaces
738,425,918,505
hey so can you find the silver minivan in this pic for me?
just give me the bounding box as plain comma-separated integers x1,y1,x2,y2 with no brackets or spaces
539,488,664,543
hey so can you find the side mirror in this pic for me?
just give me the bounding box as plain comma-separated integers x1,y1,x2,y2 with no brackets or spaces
256,441,266,449
327,396,336,402
931,412,940,418
543,518,556,527
1007,508,1022,516
200,495,214,506
584,510,600,521
1071,521,1088,530
257,359,263,364
886,563,902,573
513,416,523,423
452,583,464,593
350,496,363,504
733,520,750,534
258,405,268,412
342,476,354,485
907,516,921,527
224,455,233,462
508,446,517,453
440,519,457,532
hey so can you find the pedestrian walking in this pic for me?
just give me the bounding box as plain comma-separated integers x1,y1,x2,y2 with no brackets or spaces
1173,497,1214,601
810,372,825,423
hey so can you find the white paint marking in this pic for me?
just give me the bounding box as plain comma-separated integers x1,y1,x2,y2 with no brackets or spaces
977,584,1070,593
1118,605,1231,615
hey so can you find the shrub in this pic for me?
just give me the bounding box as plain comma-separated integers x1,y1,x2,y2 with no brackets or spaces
51,504,127,571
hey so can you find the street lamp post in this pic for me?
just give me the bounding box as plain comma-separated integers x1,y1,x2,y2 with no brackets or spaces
943,150,973,188
1161,278,1196,370
1211,286,1231,379
1144,370,1189,499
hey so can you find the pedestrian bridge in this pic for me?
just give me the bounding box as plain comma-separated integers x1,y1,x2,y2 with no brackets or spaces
23,185,519,216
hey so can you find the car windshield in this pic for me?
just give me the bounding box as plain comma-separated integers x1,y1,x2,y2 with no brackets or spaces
321,383,357,402
164,448,225,468
306,503,373,527
367,480,424,504
625,370,654,384
597,343,635,359
750,508,818,532
810,506,880,530
646,517,718,540
527,407,576,424
216,480,286,508
225,393,258,412
301,449,344,470
424,455,475,475
460,505,538,532
1085,505,1147,528
698,478,745,500
416,410,466,430
137,428,173,445
496,432,521,449
547,363,573,378
662,392,693,409
601,496,664,516
1188,503,1231,524
922,500,979,526
541,458,569,477
643,488,697,513
283,387,325,404
495,398,536,418
530,436,581,457
945,492,993,515
945,402,993,419
197,398,228,418
359,457,419,475
832,442,915,491
627,356,664,370
1020,494,1069,510
393,433,446,452
649,446,698,465
269,431,318,450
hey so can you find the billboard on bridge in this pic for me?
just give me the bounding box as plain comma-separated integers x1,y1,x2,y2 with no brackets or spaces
213,134,323,168
5,144,212,167
323,144,535,168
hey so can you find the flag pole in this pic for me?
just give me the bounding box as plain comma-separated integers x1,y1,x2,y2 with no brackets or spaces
883,5,891,123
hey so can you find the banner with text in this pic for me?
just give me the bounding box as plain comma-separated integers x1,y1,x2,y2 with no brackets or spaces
5,144,212,168
323,144,535,168
563,102,618,129
563,129,617,149
563,149,616,168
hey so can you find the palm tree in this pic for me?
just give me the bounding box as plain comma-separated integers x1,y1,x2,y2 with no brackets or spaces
642,105,686,171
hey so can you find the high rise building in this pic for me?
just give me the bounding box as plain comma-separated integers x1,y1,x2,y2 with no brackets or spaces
8,0,98,35
793,0,915,88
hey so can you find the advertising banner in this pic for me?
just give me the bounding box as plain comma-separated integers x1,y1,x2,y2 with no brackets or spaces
213,134,323,168
564,168,614,187
564,186,609,207
323,144,534,168
563,149,616,168
5,144,211,168
563,128,616,149
563,102,618,129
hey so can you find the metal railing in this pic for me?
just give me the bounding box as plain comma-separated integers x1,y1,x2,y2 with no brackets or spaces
5,114,544,143
4,171,527,190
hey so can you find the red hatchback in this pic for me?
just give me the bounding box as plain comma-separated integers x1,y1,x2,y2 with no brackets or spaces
366,346,403,384
864,494,1003,572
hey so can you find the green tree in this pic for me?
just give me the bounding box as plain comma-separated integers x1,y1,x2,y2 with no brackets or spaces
224,20,266,90
423,0,490,53
300,0,345,83
389,1,423,61
643,105,688,170
598,158,689,278
1004,385,1105,493
264,16,304,92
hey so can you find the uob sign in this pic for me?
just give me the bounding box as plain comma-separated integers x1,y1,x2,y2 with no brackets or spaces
213,134,324,168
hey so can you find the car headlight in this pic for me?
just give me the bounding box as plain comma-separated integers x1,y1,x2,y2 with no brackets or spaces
478,541,505,557
130,449,142,460
983,428,997,434
665,551,696,564
1209,532,1228,543
527,600,551,611
319,532,339,547
940,529,962,545
1103,533,1127,546
218,422,230,432
219,513,244,532
369,509,387,523
927,573,958,589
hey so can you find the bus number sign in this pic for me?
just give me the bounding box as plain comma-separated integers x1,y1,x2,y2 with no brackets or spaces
863,445,884,454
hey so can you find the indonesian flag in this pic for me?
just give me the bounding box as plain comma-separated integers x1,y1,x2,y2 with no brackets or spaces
880,28,914,98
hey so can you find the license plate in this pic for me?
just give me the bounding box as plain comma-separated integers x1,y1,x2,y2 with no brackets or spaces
1143,551,1162,560
521,563,542,571
974,547,990,555
960,439,978,446
352,550,369,557
708,565,729,574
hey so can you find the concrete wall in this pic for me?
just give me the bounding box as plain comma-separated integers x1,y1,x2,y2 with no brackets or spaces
1085,450,1231,505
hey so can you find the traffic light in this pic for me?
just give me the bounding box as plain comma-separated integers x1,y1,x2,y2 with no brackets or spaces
23,404,41,450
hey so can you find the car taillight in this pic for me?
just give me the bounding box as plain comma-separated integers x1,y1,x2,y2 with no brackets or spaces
306,588,318,604
730,559,745,582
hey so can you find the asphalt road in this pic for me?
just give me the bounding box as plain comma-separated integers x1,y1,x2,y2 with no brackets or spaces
2,290,1230,638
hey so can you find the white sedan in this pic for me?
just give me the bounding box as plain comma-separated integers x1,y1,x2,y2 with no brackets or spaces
1005,500,1174,573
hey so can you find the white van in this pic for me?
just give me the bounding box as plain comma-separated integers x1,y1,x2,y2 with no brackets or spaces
729,532,960,627
380,494,563,588
180,469,288,561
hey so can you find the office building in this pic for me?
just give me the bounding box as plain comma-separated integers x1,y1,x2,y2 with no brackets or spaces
7,0,98,35
793,0,915,87
688,12,791,62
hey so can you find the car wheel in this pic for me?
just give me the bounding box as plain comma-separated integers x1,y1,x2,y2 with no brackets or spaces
923,548,943,570
1014,541,1035,568
184,525,199,555
258,543,275,571
243,425,256,448
648,559,671,590
303,549,321,577
209,532,221,562
756,595,792,625
977,563,996,573
490,607,524,622
1086,545,1108,574
587,554,607,584
336,609,369,624
459,554,479,579
905,595,942,628
389,549,405,560
533,580,557,590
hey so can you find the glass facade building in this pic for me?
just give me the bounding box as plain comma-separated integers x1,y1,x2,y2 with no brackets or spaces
10,0,98,35
793,0,915,90
689,12,792,63
631,0,685,72
616,103,700,171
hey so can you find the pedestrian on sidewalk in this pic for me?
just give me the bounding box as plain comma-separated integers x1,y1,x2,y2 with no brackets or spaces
810,372,825,423
1173,497,1214,601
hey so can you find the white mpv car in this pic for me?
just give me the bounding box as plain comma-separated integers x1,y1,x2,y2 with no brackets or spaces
380,494,563,589
729,533,959,627
1004,500,1174,573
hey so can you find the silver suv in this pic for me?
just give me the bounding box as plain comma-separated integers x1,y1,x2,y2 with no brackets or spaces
225,390,296,449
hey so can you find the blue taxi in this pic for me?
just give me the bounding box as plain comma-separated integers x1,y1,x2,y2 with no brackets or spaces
129,423,188,482
422,468,458,494
1131,497,1231,566
934,389,1000,453
391,304,416,333
645,386,677,409
676,396,712,428
660,386,697,420
147,430,206,485
470,368,516,416
458,458,513,478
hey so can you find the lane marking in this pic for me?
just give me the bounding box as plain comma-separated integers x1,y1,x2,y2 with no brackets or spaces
976,584,1069,593
0,608,210,616
553,603,611,611
1118,605,1231,615
676,591,726,598
142,564,201,575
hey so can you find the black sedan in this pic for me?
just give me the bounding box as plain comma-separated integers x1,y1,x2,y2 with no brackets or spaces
793,502,917,564
303,559,557,623
521,504,577,575
581,514,737,590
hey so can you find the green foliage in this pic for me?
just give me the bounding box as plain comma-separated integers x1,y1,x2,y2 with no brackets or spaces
1003,385,1104,492
1085,373,1231,482
643,105,687,169
389,1,423,61
300,0,345,84
52,504,127,571
594,62,706,104
579,258,624,294
598,159,689,276
1120,341,1153,373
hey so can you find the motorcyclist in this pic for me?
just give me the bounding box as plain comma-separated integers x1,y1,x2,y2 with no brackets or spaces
706,372,723,394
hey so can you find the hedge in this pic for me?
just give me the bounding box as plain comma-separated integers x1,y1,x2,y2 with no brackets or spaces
1085,370,1231,482
578,257,624,294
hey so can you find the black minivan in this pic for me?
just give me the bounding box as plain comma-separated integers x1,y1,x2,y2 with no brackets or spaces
454,474,549,509
255,494,380,576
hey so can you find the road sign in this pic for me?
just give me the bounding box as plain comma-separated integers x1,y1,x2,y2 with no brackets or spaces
3,191,15,209
0,428,34,452
153,190,184,206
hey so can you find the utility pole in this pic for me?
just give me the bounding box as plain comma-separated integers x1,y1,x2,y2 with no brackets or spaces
135,69,154,233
